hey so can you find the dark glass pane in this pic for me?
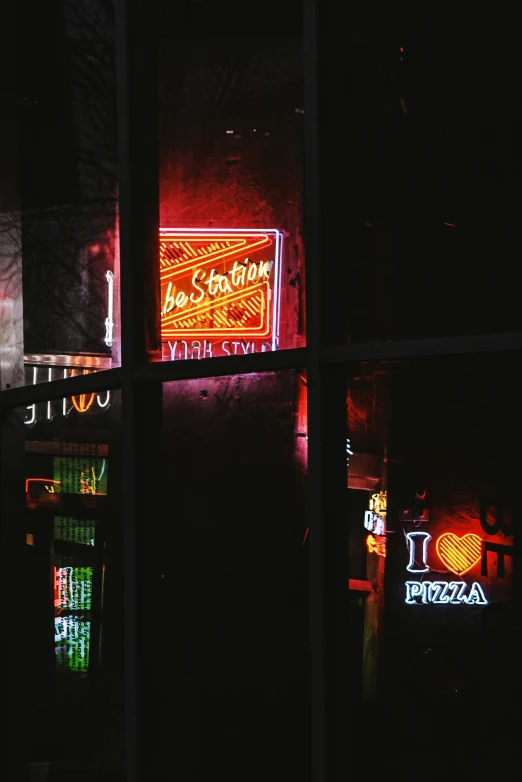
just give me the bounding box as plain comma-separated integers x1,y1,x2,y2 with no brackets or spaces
319,12,522,343
152,369,309,780
1,387,123,774
345,353,522,774
0,0,120,390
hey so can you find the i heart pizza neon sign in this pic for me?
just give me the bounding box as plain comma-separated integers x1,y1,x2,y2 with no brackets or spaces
405,531,488,606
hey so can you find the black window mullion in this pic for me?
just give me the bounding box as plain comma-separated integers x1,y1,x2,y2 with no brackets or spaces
115,1,160,780
0,367,123,409
304,2,352,780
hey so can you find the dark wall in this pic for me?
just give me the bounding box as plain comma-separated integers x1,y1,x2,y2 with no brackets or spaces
157,372,309,780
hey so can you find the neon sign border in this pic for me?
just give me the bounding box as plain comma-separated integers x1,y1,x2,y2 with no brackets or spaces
159,227,283,350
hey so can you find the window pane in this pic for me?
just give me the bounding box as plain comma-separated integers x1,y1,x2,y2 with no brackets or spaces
345,353,522,770
0,1,119,391
318,13,522,343
155,1,304,364
152,369,309,779
1,387,123,775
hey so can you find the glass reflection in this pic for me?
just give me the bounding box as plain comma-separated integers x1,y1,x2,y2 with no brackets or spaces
156,7,305,365
345,354,522,766
157,370,309,779
0,1,119,390
1,387,122,770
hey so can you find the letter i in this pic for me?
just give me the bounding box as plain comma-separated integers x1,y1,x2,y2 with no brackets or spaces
406,531,431,573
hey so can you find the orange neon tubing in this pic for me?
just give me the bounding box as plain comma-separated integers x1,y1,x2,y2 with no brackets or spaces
161,282,269,338
159,232,272,281
435,532,482,576
71,392,96,413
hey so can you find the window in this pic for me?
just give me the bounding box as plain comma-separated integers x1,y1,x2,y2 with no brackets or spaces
1,0,120,392
2,2,521,780
1,388,123,770
345,355,522,764
154,1,305,365
148,371,309,779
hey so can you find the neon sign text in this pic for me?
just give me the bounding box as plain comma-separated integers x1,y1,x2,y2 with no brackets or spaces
364,491,387,535
364,511,385,535
159,229,282,352
405,580,488,605
405,529,489,606
165,338,273,362
367,535,386,557
405,531,431,573
370,491,387,515
163,260,272,314
24,367,110,426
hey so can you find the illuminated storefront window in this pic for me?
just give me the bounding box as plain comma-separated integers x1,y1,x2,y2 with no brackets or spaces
346,354,520,756
156,29,305,366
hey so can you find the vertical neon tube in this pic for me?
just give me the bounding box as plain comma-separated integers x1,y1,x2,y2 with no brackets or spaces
25,367,38,425
105,270,114,347
47,368,52,420
62,368,68,415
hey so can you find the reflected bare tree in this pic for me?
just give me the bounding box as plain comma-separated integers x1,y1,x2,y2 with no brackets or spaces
0,0,118,389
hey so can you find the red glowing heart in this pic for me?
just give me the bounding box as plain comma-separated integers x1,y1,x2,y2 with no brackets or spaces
436,532,482,576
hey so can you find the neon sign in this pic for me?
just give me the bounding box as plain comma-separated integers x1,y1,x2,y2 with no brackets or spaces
55,616,91,672
364,491,387,535
405,580,488,605
54,566,93,672
404,531,488,606
53,456,108,496
54,566,92,610
24,366,111,426
405,531,431,573
435,532,482,576
370,492,387,515
159,229,282,359
367,535,386,557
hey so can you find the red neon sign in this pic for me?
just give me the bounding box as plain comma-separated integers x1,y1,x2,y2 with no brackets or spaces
159,229,282,348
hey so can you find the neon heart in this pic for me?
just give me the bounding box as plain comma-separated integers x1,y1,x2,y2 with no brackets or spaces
436,533,482,576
